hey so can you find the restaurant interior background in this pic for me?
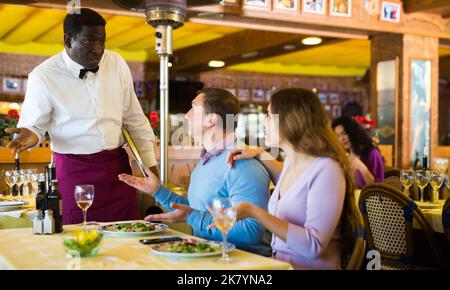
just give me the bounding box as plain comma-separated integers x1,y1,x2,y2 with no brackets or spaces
0,0,450,191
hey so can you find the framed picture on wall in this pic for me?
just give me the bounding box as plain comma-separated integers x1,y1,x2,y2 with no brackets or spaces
324,105,332,115
330,93,340,104
363,0,380,15
243,0,270,10
381,1,401,23
2,77,22,94
238,89,250,102
274,0,299,13
330,0,351,17
318,92,328,104
332,105,342,118
303,0,326,14
252,89,265,102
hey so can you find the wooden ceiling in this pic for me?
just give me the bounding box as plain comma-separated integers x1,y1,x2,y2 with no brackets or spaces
1,2,450,77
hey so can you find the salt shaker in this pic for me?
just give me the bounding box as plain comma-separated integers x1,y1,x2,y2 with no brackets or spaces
43,209,55,234
33,210,44,235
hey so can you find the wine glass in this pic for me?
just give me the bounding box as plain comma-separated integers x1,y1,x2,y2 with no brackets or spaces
74,185,95,230
208,198,237,262
415,170,430,202
4,171,17,200
14,170,26,199
400,170,414,196
429,171,444,204
21,170,30,197
28,169,39,197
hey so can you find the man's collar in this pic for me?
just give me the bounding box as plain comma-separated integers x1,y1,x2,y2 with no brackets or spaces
200,133,236,165
62,49,84,79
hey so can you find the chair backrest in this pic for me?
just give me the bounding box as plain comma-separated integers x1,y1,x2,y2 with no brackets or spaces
341,211,366,270
342,227,366,270
384,168,400,179
443,198,450,246
359,183,447,268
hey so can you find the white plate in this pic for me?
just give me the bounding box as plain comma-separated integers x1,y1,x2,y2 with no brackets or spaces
415,201,443,210
150,239,235,258
0,200,28,212
100,221,168,237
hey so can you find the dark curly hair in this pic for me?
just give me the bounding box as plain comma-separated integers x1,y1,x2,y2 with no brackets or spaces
331,116,375,156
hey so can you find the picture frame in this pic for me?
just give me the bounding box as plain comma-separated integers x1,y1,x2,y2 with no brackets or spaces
252,89,265,102
265,90,273,102
329,93,341,104
363,0,379,15
274,0,299,13
324,105,332,115
302,0,326,14
2,77,22,94
332,105,342,118
330,0,351,17
318,92,328,104
243,0,270,10
381,1,401,23
238,89,250,102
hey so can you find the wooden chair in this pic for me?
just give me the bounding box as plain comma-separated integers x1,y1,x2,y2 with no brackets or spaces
383,168,402,192
341,215,366,270
359,183,447,269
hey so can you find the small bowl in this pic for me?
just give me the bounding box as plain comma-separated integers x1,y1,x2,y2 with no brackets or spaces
63,227,103,258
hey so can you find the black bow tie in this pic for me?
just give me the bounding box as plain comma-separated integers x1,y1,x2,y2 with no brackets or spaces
79,66,99,79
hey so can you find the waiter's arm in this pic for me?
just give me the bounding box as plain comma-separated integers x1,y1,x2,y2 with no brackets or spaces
7,72,51,153
120,57,158,174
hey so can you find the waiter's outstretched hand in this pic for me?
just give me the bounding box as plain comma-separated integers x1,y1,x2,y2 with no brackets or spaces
5,127,39,154
118,167,161,194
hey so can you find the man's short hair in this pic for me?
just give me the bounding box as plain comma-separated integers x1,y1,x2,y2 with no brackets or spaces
197,88,240,132
63,8,106,37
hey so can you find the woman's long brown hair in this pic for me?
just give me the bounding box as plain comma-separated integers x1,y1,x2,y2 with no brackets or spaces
270,88,360,252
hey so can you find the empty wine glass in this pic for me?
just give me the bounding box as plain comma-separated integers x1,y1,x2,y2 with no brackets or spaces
4,171,17,200
208,198,237,262
415,170,430,202
429,171,444,204
400,170,414,196
14,170,26,199
21,170,30,197
74,185,95,230
27,169,38,197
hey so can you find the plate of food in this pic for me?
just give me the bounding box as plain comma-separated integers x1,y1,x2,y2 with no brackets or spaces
100,221,168,237
150,238,235,258
0,200,28,212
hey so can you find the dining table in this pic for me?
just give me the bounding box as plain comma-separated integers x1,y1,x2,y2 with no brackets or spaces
0,222,293,270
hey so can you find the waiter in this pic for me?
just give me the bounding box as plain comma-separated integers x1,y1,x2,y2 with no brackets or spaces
6,8,158,224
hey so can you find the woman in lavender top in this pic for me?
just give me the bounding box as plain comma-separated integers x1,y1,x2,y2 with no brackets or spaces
226,88,359,270
332,116,384,189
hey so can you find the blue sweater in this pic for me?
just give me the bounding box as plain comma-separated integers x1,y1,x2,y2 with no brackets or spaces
153,147,271,256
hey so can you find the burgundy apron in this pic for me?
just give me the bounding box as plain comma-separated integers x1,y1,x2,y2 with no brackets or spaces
53,147,140,225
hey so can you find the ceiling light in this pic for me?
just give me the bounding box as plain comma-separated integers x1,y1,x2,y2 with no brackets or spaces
208,60,225,68
302,37,322,45
168,62,172,68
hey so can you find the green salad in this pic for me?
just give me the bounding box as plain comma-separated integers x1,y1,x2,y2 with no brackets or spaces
116,223,155,232
168,241,217,253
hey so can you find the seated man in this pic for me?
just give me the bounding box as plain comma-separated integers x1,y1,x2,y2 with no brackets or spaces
119,88,271,256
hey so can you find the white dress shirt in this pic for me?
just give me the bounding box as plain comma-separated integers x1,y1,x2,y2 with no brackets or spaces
18,49,157,167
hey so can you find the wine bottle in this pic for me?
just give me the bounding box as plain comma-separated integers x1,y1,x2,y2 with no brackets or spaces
12,152,19,196
413,151,421,170
47,180,63,233
46,162,56,195
422,148,431,201
35,177,47,212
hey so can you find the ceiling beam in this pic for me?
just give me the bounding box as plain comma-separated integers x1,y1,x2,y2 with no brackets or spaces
403,0,450,13
172,29,343,72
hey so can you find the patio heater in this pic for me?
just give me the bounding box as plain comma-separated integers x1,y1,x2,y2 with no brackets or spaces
112,0,221,183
